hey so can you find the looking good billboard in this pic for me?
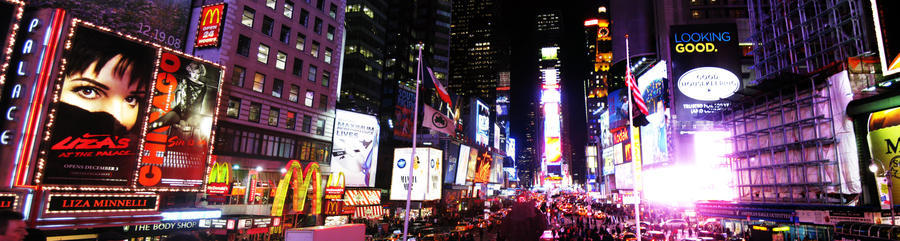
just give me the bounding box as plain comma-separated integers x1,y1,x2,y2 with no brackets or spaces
670,24,740,121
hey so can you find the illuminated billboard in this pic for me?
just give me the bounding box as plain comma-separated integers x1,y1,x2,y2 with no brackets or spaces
195,3,227,48
872,0,900,76
389,147,442,201
37,23,224,191
476,100,489,145
455,145,472,185
602,146,615,175
541,47,559,60
637,61,669,166
443,144,460,184
331,110,380,187
473,150,492,183
670,24,740,121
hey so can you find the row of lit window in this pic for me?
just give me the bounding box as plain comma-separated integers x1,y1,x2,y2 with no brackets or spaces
346,4,375,19
216,125,330,162
263,0,338,21
226,96,328,135
230,64,330,102
242,5,338,45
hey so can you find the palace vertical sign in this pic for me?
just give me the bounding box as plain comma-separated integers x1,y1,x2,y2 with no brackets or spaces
195,3,225,48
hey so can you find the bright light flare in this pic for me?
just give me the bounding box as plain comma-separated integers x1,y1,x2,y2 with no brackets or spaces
642,164,735,206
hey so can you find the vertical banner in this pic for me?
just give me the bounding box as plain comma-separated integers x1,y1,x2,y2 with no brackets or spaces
393,87,414,139
455,145,471,185
138,51,223,190
331,110,380,187
390,148,439,200
670,24,740,121
195,3,226,48
42,26,157,186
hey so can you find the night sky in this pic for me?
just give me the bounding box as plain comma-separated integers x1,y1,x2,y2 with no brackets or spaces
504,0,592,183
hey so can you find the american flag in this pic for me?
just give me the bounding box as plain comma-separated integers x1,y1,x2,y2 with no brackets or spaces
625,67,649,115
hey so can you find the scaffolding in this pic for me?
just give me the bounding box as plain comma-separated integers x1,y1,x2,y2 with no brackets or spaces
724,78,845,204
748,0,868,84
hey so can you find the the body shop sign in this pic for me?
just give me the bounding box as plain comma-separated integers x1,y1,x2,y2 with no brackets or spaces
670,24,740,121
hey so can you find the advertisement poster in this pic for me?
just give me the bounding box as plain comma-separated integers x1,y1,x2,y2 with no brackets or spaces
331,110,380,187
42,26,157,186
640,113,668,166
867,106,900,204
608,89,628,129
600,110,612,147
195,3,226,48
670,24,740,121
602,146,615,175
473,150,492,183
28,0,191,50
455,145,472,185
427,149,443,200
637,61,667,115
389,148,440,201
465,146,479,182
872,0,900,76
443,144,460,184
476,100,490,145
394,87,414,139
138,51,222,189
490,153,504,183
614,162,634,190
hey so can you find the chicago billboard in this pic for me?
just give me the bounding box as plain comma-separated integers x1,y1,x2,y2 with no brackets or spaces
331,110,380,187
670,24,740,121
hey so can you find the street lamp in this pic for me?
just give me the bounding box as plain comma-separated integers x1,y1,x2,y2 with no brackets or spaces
871,163,896,225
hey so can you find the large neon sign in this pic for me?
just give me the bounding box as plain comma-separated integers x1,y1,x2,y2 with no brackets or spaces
271,160,322,216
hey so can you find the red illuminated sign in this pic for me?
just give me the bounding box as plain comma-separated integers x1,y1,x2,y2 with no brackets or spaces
584,19,599,26
195,3,226,47
612,127,629,145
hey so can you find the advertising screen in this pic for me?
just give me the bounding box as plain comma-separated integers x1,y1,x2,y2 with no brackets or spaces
455,145,471,185
872,0,900,76
476,100,490,145
138,50,223,190
427,149,443,200
195,3,226,48
31,0,192,50
637,61,667,115
389,148,441,201
614,162,633,190
541,47,559,60
608,89,628,129
490,153,504,183
331,110,380,187
443,143,460,184
641,113,668,166
42,26,158,186
394,87,415,139
600,110,612,147
602,146,615,175
670,24,740,121
465,146,478,182
473,150,492,183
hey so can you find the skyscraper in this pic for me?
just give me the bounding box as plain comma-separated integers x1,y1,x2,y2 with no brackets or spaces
338,0,387,115
449,0,508,103
535,9,570,186
583,0,612,191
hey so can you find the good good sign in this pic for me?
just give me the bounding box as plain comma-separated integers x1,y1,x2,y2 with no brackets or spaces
673,31,732,53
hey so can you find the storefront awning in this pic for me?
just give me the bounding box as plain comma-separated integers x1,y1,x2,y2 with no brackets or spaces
344,190,381,206
352,206,386,219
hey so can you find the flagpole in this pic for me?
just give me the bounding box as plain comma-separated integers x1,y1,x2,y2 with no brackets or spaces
402,43,424,241
625,34,643,241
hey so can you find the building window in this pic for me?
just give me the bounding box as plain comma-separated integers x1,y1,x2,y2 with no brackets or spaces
266,0,277,9
286,111,297,130
305,90,314,107
326,25,335,41
237,35,251,56
321,70,330,87
691,10,705,19
289,84,300,102
292,58,303,76
310,41,319,58
226,97,241,118
231,65,245,87
318,94,327,111
249,102,262,122
295,33,306,51
275,51,287,70
262,16,274,36
308,65,317,82
253,73,265,92
257,44,269,63
316,0,324,10
299,9,309,26
242,7,255,27
268,107,280,126
272,78,284,98
302,115,312,133
314,17,322,34
324,48,332,64
315,119,325,135
280,25,291,44
284,1,294,18
329,3,337,19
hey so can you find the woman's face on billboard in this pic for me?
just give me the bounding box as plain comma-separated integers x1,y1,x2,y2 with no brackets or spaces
60,54,143,130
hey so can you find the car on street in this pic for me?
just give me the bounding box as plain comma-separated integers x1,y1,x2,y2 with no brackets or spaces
665,219,688,229
644,231,666,241
619,232,637,241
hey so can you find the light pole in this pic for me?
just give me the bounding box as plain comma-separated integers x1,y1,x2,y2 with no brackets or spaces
871,163,896,225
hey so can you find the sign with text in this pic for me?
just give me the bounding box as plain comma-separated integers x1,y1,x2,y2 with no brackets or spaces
670,23,740,121
123,220,201,237
0,193,18,211
389,148,442,201
331,110,380,187
195,3,226,48
45,193,159,214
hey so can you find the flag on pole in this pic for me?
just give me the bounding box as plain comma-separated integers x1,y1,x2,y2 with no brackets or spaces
625,67,649,115
426,66,453,106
